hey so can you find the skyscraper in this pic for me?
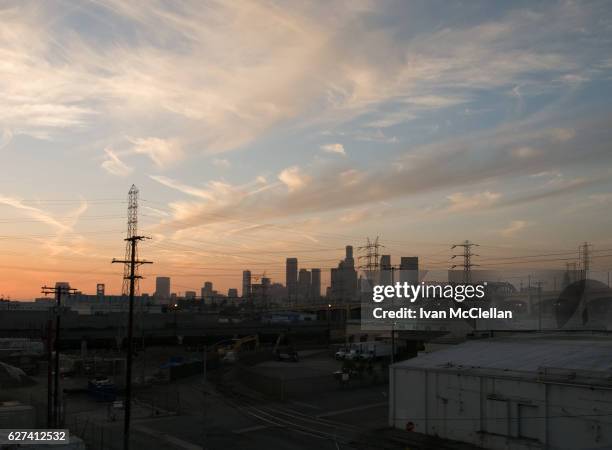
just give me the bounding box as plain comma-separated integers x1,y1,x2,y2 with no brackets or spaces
298,268,311,302
201,281,213,301
286,258,298,302
330,246,358,302
380,255,393,285
400,257,419,284
311,268,321,301
155,277,171,300
345,246,354,267
242,270,251,298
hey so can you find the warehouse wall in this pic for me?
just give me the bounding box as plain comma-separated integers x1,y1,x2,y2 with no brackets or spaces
390,367,612,449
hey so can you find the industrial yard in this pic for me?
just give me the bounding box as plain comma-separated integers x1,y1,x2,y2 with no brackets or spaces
0,337,488,450
1,337,437,450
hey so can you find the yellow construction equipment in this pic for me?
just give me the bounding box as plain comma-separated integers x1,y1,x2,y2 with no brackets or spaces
221,335,259,362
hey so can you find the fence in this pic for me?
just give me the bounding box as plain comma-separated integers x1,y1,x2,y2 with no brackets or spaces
65,415,121,450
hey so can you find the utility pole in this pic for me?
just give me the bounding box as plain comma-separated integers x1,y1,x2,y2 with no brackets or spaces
391,322,396,365
534,280,544,332
451,240,479,283
45,319,53,427
41,283,77,427
202,344,207,448
112,185,152,450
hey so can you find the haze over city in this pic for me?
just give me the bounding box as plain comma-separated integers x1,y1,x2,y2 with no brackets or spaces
2,0,612,298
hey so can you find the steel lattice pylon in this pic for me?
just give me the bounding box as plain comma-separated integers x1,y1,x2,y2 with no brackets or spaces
122,185,139,295
451,240,479,283
358,236,383,284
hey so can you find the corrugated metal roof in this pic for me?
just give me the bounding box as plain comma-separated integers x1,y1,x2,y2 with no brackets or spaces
393,333,612,374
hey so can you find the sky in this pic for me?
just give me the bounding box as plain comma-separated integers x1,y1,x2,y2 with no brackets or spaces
1,0,612,299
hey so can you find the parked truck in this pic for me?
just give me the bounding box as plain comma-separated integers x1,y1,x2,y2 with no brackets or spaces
358,342,392,360
336,341,392,360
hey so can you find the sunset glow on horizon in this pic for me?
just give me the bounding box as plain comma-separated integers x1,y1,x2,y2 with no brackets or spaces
2,0,612,299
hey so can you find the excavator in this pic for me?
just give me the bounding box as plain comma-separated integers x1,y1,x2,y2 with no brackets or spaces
220,335,259,363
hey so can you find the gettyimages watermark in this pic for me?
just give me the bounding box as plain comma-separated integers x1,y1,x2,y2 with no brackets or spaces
360,268,612,332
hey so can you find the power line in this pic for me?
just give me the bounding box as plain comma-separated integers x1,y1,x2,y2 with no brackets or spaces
478,253,612,267
477,250,579,262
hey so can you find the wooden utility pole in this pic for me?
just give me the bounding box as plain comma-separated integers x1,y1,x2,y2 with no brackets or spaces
46,319,53,427
41,284,77,427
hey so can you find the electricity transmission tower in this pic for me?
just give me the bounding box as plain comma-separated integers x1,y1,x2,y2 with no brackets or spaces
112,185,152,450
121,185,140,295
41,283,77,428
358,236,383,285
451,240,479,283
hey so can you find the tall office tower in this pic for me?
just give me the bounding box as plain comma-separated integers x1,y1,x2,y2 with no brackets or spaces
155,277,171,299
345,246,354,267
311,268,321,301
204,281,213,293
201,281,213,300
242,270,251,298
380,255,393,286
298,269,311,302
228,288,238,298
330,245,359,303
400,257,419,285
96,283,105,297
286,258,298,302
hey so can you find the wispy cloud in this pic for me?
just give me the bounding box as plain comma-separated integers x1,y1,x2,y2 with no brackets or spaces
320,143,346,155
0,195,88,255
101,148,133,177
278,166,310,192
146,112,612,232
2,1,612,298
0,196,72,232
143,205,170,217
1,1,609,156
445,192,502,213
212,158,231,169
366,95,468,128
150,175,216,201
499,220,528,238
130,137,183,168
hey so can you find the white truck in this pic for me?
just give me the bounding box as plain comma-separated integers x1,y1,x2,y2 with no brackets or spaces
336,341,392,360
357,342,392,360
334,347,349,360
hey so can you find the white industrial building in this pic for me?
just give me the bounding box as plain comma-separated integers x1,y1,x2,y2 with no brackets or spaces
390,334,612,450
